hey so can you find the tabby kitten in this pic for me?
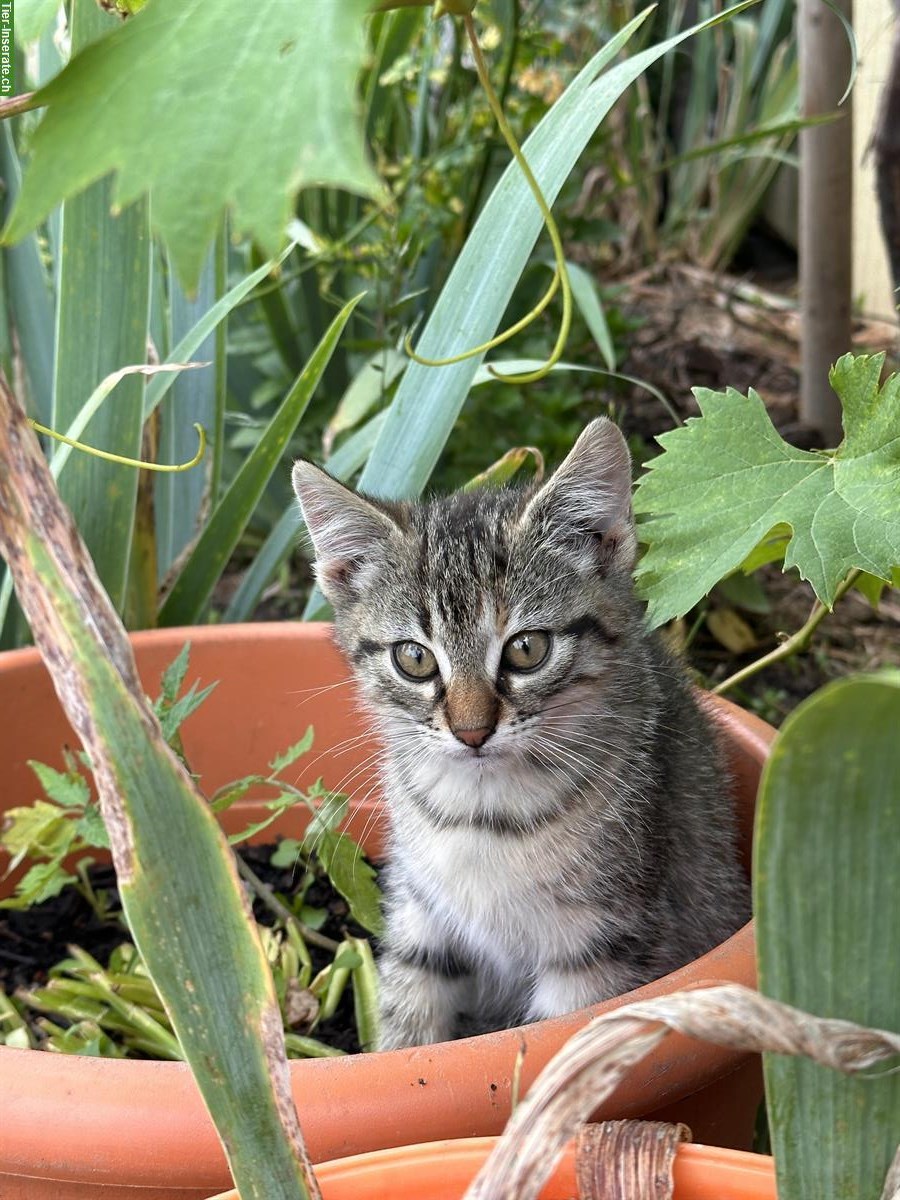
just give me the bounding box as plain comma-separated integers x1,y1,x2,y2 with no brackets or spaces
292,418,749,1051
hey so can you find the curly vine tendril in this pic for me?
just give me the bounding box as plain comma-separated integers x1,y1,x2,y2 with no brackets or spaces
28,419,207,473
404,8,572,384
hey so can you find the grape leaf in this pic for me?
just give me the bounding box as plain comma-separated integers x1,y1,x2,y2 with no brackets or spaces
4,0,379,288
633,354,900,627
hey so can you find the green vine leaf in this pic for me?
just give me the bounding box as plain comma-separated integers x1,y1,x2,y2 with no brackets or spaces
0,800,77,868
29,760,91,809
1,860,78,908
315,831,384,937
157,641,191,706
4,0,379,289
634,353,900,627
268,728,314,776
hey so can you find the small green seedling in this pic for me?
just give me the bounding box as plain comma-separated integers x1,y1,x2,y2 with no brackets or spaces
0,645,383,1060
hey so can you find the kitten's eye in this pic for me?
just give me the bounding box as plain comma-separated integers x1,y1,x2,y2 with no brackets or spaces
501,630,551,672
391,641,439,681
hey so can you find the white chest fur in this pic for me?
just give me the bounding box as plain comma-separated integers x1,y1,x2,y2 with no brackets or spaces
387,761,603,973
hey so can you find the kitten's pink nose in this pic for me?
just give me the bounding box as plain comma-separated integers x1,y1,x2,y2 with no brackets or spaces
453,725,493,749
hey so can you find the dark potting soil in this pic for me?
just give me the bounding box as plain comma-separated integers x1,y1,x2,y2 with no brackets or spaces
0,842,376,1056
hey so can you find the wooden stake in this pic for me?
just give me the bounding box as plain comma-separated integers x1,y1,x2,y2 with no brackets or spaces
799,0,853,446
875,5,900,307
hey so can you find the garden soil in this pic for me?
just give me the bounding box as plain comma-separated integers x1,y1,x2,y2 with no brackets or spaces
0,843,370,1055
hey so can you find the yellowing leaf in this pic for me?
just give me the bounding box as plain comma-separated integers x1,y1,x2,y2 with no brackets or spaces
0,860,78,908
5,0,379,288
634,354,900,626
1,800,77,863
461,446,545,491
706,607,759,654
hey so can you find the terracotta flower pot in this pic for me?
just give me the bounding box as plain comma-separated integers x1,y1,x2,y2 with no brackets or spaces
204,1137,777,1200
0,624,774,1200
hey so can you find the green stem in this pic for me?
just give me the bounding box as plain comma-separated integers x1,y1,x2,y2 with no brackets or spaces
0,92,40,121
348,936,381,1052
284,1033,347,1058
711,570,862,697
0,990,31,1045
236,855,341,954
316,942,353,1022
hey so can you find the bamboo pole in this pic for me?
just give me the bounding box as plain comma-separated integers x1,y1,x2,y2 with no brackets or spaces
874,3,900,307
799,0,853,447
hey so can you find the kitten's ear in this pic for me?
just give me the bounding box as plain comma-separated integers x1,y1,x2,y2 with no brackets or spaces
522,417,636,573
291,461,400,603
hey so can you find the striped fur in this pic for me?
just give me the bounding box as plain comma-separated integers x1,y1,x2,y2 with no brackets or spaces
292,419,749,1049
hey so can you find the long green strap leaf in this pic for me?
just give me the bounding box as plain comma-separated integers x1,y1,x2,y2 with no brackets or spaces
360,0,763,496
143,240,298,423
0,361,207,635
1,241,283,633
357,1,760,501
0,118,57,648
158,293,362,626
0,124,54,424
14,0,61,47
0,373,313,1200
223,503,300,625
155,233,227,581
564,259,617,371
51,0,151,614
755,674,900,1200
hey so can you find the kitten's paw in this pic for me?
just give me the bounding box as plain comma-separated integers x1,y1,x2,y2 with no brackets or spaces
377,1000,454,1051
526,961,637,1021
376,954,466,1050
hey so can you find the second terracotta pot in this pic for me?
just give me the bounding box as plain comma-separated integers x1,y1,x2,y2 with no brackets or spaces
208,1137,778,1200
0,624,774,1200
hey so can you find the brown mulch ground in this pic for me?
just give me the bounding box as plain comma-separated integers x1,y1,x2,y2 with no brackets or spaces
616,261,899,448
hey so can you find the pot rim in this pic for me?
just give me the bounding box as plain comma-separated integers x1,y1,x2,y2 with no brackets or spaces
203,1136,777,1200
0,623,774,1191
